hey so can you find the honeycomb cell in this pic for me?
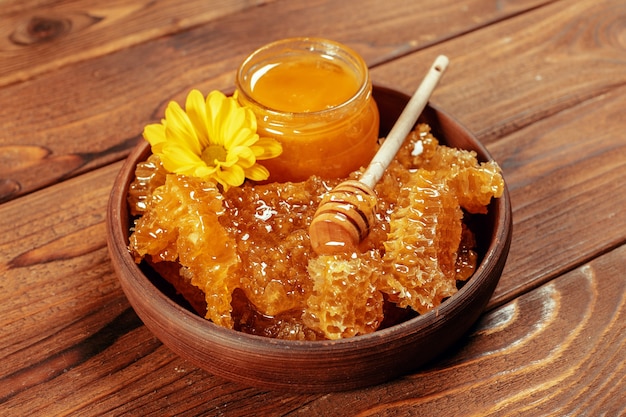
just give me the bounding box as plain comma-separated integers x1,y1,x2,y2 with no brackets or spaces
129,173,239,327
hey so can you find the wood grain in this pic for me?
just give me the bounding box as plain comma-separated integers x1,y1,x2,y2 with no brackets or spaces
1,0,625,414
0,0,553,202
0,0,277,87
370,0,626,144
488,87,626,308
0,163,123,381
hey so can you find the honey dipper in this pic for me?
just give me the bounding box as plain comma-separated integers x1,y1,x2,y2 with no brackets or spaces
309,55,449,255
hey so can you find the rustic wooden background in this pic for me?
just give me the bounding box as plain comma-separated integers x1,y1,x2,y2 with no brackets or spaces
1,0,624,415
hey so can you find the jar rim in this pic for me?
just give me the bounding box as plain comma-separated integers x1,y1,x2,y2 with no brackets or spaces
235,37,371,118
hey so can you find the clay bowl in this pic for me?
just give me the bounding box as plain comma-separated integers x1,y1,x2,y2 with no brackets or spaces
106,85,512,393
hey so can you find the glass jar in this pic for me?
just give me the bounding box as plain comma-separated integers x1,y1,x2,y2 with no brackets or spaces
235,37,379,183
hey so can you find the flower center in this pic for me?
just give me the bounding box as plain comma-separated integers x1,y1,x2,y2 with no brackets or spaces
201,144,227,167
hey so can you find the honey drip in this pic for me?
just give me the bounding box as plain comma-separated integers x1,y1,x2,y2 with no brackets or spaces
128,124,504,340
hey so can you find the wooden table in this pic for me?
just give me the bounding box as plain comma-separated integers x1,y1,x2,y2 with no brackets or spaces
1,0,624,415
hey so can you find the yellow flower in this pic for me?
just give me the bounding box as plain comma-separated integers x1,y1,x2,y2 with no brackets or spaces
143,89,282,190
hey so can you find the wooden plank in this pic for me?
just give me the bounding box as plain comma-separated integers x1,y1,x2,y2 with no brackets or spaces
371,0,626,144
0,163,124,380
487,88,626,308
1,0,65,16
0,0,554,202
213,0,558,67
0,0,277,87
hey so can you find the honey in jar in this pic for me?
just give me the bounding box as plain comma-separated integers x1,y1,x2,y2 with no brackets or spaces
235,38,379,182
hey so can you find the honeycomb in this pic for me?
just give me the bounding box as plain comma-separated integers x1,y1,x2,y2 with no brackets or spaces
127,154,168,216
127,124,504,339
396,125,504,213
129,173,239,327
220,179,328,317
304,251,384,339
379,169,463,314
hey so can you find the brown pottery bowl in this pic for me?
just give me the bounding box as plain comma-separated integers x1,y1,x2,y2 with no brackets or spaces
106,85,512,392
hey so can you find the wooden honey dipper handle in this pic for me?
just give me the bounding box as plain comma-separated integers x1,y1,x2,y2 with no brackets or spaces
360,55,449,189
309,55,449,255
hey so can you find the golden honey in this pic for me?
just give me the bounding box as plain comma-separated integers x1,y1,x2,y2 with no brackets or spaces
128,125,505,340
235,38,379,183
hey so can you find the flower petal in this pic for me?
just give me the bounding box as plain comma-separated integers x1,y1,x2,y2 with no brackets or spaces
143,123,167,153
193,164,218,178
185,89,210,148
160,144,205,174
244,163,270,181
222,104,255,148
251,137,283,160
229,128,258,149
228,146,256,168
216,164,246,190
205,91,231,146
242,106,258,131
165,101,202,156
